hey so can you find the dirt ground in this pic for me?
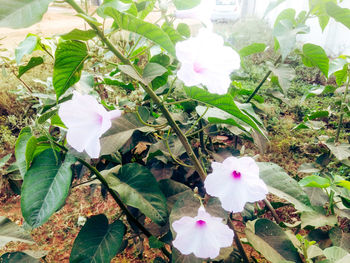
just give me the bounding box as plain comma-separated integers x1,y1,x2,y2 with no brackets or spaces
0,6,88,53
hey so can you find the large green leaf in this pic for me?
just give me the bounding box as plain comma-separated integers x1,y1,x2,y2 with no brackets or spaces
0,252,39,263
245,219,302,263
106,163,168,225
21,150,75,227
172,0,200,10
70,214,125,263
258,162,313,212
100,113,154,155
184,86,263,134
104,7,175,56
15,127,32,178
302,43,329,76
53,40,89,99
239,43,267,57
0,0,52,29
326,2,350,30
0,216,34,248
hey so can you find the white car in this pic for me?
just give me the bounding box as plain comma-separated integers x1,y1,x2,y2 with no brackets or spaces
211,0,241,22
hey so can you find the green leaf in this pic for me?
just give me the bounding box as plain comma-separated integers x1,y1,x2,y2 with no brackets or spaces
161,23,184,44
336,180,350,191
25,136,37,170
326,2,350,30
323,246,350,262
258,162,313,212
149,54,170,67
18,57,44,78
269,63,295,94
106,163,168,225
309,0,336,31
239,43,267,57
173,0,200,10
15,35,41,64
0,0,52,29
15,127,32,178
53,40,89,98
0,216,34,248
302,43,329,77
70,214,126,263
142,62,167,84
136,0,156,19
273,19,309,60
0,154,11,169
61,29,97,41
297,163,320,174
245,219,302,263
38,109,58,124
324,142,350,161
104,7,175,56
0,252,39,263
149,236,165,249
97,0,137,18
21,150,75,227
301,208,337,228
100,113,154,155
184,86,263,134
299,175,331,188
177,23,191,38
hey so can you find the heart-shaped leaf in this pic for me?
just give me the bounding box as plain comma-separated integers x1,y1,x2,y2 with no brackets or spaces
70,214,126,263
53,40,89,98
21,150,76,227
106,163,168,225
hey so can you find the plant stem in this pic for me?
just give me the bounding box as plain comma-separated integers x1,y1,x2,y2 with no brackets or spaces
228,215,249,263
65,0,207,181
264,198,281,224
185,106,209,135
245,55,281,103
335,72,350,143
77,158,171,259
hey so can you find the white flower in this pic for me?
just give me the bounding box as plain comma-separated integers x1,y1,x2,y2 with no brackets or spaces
204,156,268,213
58,91,121,158
175,29,240,95
172,206,234,259
175,0,215,29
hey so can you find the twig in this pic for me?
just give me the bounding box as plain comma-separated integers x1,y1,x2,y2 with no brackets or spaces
228,215,249,263
335,72,349,142
263,198,281,224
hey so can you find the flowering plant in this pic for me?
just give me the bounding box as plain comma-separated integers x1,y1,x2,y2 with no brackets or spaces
1,0,350,262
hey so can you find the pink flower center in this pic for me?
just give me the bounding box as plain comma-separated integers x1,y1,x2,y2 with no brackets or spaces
196,219,206,228
231,170,241,179
97,114,103,125
193,62,205,73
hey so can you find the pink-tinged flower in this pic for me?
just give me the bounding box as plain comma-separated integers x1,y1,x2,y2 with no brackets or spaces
172,206,234,259
175,0,215,28
175,29,240,95
204,156,268,213
58,91,121,158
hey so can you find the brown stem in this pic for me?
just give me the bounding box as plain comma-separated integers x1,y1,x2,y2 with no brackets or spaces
228,215,249,263
335,72,349,143
264,198,281,224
